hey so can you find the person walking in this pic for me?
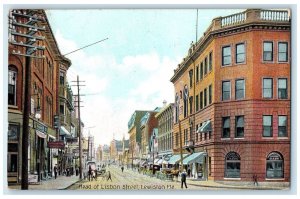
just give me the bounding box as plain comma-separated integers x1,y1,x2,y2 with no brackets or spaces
121,166,124,173
54,164,58,179
107,171,112,181
181,169,188,189
88,164,92,181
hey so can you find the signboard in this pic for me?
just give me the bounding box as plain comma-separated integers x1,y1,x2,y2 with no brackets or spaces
28,174,38,184
48,141,65,149
33,120,48,133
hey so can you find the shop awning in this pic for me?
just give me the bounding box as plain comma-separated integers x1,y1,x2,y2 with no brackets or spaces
183,152,206,165
168,154,188,164
155,159,163,165
36,130,47,139
140,160,147,166
60,126,71,137
197,120,212,133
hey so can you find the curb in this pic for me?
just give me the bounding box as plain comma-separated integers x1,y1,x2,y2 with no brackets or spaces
187,182,283,190
59,178,83,190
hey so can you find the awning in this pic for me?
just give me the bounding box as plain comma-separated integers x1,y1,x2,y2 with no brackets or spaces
60,126,71,137
155,159,163,165
36,130,47,139
48,134,56,140
183,152,206,165
197,120,212,133
168,154,188,164
140,160,147,166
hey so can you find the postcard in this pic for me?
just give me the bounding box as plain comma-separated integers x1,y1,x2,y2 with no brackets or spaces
5,7,291,192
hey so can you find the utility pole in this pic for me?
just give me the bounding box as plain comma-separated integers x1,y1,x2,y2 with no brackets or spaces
9,9,45,190
72,76,85,179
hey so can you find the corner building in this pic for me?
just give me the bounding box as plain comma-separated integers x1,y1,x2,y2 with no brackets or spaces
170,9,290,186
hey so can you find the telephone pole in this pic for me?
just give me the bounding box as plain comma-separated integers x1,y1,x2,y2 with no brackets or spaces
72,76,85,179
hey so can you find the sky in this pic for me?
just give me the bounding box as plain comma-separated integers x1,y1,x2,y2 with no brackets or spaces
46,9,244,146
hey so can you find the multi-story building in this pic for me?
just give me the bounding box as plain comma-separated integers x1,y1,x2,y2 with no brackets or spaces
95,145,103,163
155,103,174,164
170,9,290,185
102,144,110,164
127,110,148,168
7,9,72,183
110,139,123,164
140,108,160,162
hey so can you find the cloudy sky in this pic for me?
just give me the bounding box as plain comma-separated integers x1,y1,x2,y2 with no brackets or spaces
46,9,243,146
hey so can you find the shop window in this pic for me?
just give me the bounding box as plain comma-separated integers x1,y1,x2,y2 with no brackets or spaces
222,46,231,66
278,116,287,137
263,115,273,137
222,117,230,138
225,152,240,178
8,124,19,141
263,41,273,61
235,116,244,138
278,42,288,62
278,78,287,99
266,152,284,178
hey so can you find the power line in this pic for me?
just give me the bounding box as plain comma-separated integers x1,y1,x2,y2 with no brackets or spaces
63,38,108,56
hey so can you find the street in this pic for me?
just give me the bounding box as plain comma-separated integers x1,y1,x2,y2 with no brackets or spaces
67,165,222,191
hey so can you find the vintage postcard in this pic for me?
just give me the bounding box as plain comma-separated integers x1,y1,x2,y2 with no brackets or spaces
5,6,292,193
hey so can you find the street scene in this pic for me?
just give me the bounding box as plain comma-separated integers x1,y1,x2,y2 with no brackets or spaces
5,8,291,192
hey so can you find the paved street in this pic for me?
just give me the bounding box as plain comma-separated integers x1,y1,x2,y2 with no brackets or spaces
67,165,226,191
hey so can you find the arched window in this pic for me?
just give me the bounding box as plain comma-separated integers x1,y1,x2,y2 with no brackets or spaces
8,66,17,106
225,152,241,178
266,152,284,178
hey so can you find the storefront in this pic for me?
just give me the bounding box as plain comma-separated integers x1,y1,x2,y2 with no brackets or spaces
168,154,189,169
7,123,20,184
182,152,207,180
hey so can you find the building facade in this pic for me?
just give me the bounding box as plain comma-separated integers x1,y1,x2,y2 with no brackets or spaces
170,9,290,185
7,9,73,183
155,103,174,161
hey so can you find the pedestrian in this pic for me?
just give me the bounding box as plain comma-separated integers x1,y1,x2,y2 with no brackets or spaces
88,164,92,181
54,164,58,179
181,169,188,189
187,167,191,177
121,166,124,173
107,171,112,181
253,174,258,186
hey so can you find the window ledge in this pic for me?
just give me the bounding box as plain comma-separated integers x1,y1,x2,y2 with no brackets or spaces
262,137,274,139
234,138,245,140
224,178,241,180
221,138,231,140
265,178,285,181
8,105,18,109
277,137,289,140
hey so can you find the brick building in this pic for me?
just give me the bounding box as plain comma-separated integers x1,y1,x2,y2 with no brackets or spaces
170,9,290,186
7,9,74,183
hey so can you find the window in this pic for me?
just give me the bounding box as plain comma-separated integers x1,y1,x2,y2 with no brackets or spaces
278,78,287,99
209,52,213,72
196,65,199,82
189,96,193,115
183,86,188,118
222,117,230,138
189,70,193,88
196,95,199,111
209,84,212,104
175,133,179,147
204,57,208,75
222,81,231,101
175,94,179,123
8,123,19,141
263,42,273,61
60,104,65,115
235,79,245,100
200,62,203,80
200,91,203,110
278,116,287,137
235,116,244,138
8,69,17,106
222,46,231,66
236,43,245,63
263,78,273,98
225,152,240,178
263,115,273,137
278,42,288,62
266,152,283,178
59,71,65,85
204,88,207,107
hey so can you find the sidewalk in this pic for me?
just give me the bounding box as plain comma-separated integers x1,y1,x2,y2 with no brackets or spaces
7,175,81,190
